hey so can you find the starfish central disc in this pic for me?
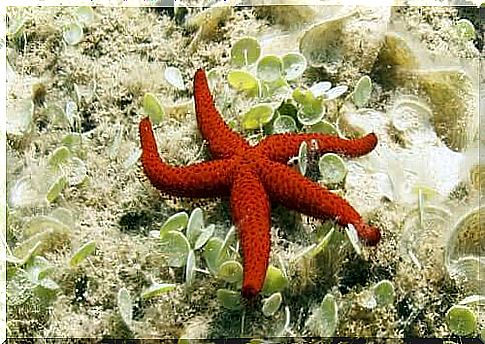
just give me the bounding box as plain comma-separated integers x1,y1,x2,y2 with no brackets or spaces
139,68,381,298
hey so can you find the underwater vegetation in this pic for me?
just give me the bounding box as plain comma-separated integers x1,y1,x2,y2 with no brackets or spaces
4,3,483,340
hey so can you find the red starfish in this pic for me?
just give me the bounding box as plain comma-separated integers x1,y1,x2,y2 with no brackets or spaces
139,69,381,298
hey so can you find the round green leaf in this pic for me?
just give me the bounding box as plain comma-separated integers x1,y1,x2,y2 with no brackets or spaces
292,87,308,104
203,237,230,275
13,230,53,260
262,265,288,295
50,207,74,227
309,81,332,97
117,287,133,328
185,250,196,288
66,157,87,186
309,227,335,258
282,52,307,81
373,279,395,306
309,120,338,135
37,266,56,280
48,146,71,168
165,67,185,90
276,100,298,118
298,141,308,176
187,208,204,246
23,256,50,283
69,240,96,267
272,115,297,134
257,55,283,83
160,211,189,238
319,294,338,337
46,176,67,203
38,278,60,290
38,265,57,282
241,104,274,130
227,70,259,96
141,282,176,299
318,153,347,185
160,231,191,267
352,75,372,108
217,288,242,310
293,88,325,123
220,226,237,256
446,305,477,336
262,292,282,317
231,37,261,67
6,241,42,266
302,97,324,117
63,22,83,45
23,215,71,238
325,85,348,100
297,100,325,126
75,6,95,25
13,220,70,259
455,18,476,41
143,93,165,124
193,224,215,250
62,133,82,147
46,104,68,127
217,260,243,283
261,77,290,98
345,223,362,256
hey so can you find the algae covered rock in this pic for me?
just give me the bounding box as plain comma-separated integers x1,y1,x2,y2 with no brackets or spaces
377,31,478,152
299,6,391,82
412,68,478,152
253,0,319,26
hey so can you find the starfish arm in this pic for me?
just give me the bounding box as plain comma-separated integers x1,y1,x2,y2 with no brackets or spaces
194,69,249,159
255,132,378,164
139,117,233,198
259,159,381,245
230,167,271,299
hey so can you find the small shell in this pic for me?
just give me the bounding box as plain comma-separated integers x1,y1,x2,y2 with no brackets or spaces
390,95,432,131
445,206,485,293
388,95,436,147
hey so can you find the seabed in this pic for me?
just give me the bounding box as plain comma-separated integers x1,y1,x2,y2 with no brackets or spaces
4,2,484,340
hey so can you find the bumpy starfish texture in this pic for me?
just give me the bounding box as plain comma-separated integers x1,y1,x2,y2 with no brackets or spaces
139,69,381,299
